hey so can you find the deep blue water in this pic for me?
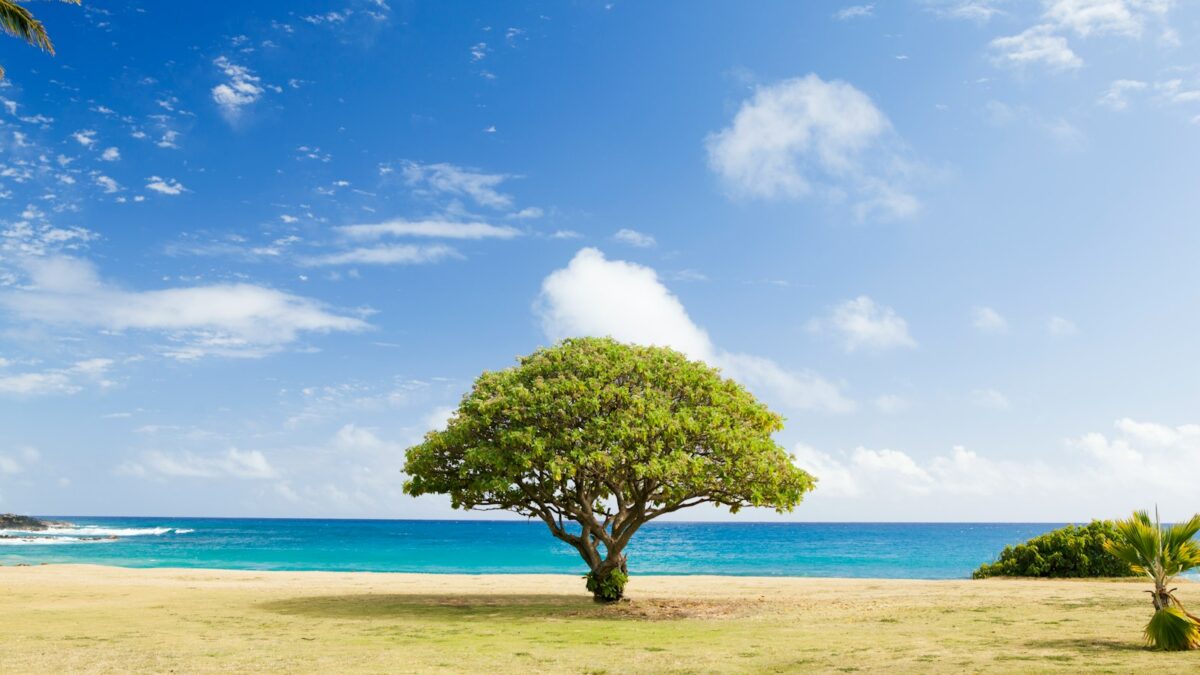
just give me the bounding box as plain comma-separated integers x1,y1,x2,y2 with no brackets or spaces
0,518,1064,579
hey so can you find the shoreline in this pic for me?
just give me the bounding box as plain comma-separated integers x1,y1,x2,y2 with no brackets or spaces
0,561,1156,583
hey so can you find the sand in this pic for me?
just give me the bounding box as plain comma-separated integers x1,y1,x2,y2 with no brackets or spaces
0,564,1196,673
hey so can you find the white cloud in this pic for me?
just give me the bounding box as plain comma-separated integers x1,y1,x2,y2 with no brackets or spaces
1047,315,1078,336
853,447,934,490
123,447,276,479
810,296,916,352
705,74,919,220
211,56,266,120
791,444,864,496
0,358,113,396
71,129,97,148
834,4,874,20
331,424,403,453
146,176,186,195
990,25,1082,71
157,130,181,149
984,101,1086,149
0,456,20,475
538,248,712,361
971,306,1008,333
612,228,656,248
795,442,1059,502
100,147,120,162
0,446,38,475
930,1,1004,21
970,388,1011,410
508,206,543,220
94,174,121,194
337,219,521,240
1098,79,1148,109
1044,0,1171,39
394,160,514,209
875,394,910,414
987,2,1171,76
1155,78,1200,104
535,248,854,413
1,256,368,359
422,406,455,433
1114,417,1197,446
300,244,459,267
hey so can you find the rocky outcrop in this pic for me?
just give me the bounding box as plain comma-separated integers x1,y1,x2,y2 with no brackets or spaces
0,514,71,530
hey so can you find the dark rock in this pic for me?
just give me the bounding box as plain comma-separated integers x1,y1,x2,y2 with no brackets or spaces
0,514,71,531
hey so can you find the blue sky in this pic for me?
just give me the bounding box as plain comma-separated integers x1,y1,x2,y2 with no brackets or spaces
1,0,1199,521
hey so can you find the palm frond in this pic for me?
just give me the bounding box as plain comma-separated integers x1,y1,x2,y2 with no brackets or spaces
0,0,52,52
0,0,80,79
1146,606,1200,651
1105,511,1160,577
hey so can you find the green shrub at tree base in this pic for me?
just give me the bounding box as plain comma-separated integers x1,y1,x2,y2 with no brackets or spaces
973,521,1136,579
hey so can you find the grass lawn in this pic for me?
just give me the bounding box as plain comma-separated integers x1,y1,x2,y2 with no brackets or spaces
0,565,1196,673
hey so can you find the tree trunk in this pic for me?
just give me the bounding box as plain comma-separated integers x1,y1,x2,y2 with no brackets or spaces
587,552,628,603
1152,582,1171,611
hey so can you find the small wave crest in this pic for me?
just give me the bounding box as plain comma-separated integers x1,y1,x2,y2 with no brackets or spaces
0,525,196,540
0,536,114,546
46,527,175,537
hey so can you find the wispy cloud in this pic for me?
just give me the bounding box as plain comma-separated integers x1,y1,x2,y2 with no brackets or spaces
146,176,187,195
990,25,1081,71
971,306,1008,333
119,447,276,479
1,256,368,359
0,358,113,396
300,244,459,267
809,296,917,352
612,228,656,248
388,160,515,209
706,74,920,220
834,4,874,20
211,56,267,121
337,219,521,240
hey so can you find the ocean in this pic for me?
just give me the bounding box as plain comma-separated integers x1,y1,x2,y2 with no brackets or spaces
0,517,1065,579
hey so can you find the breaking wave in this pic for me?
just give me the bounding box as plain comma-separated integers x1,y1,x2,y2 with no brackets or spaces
0,525,196,544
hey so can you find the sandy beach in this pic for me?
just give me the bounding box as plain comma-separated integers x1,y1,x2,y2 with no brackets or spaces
0,565,1195,673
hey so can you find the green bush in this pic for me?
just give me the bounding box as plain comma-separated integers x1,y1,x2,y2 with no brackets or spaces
584,569,629,603
973,521,1136,579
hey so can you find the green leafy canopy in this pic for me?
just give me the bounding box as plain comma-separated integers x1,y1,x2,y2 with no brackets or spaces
403,337,815,597
973,521,1136,579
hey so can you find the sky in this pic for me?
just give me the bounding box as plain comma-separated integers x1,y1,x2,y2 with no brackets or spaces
1,0,1199,522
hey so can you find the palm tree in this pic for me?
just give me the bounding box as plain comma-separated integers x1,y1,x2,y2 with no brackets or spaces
1105,509,1200,650
0,0,80,79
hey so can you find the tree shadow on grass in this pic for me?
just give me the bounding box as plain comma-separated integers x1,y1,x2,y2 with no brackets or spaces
1024,638,1145,654
259,593,753,622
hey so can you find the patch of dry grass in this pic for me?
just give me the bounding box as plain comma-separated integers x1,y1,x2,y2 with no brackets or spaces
0,565,1196,673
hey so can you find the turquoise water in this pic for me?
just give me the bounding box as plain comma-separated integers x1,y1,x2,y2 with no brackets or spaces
0,518,1063,579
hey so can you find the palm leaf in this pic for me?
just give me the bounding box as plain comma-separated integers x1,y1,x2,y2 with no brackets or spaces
0,0,80,79
0,0,51,52
1146,606,1200,651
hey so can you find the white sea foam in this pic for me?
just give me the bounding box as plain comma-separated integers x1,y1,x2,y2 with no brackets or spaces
0,536,112,546
0,526,196,538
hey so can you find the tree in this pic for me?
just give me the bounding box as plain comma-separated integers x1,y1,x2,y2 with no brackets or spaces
0,0,80,79
1105,509,1200,650
403,337,815,602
